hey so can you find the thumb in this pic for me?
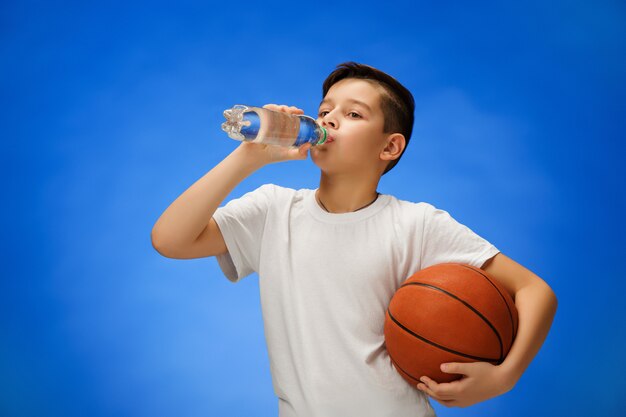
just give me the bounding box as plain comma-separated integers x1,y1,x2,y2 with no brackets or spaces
440,362,470,375
294,143,312,159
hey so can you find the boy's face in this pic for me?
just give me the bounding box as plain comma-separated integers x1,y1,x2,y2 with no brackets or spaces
311,78,395,176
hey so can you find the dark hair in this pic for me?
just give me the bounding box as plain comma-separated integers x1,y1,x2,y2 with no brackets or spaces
322,62,415,175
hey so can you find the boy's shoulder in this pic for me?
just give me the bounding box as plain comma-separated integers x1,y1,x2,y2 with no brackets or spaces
384,192,437,214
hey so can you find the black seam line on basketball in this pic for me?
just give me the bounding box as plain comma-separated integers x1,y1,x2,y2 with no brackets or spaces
398,282,504,363
457,264,517,346
387,308,500,363
387,351,420,384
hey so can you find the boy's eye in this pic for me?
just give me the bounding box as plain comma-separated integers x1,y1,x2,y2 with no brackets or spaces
318,110,361,118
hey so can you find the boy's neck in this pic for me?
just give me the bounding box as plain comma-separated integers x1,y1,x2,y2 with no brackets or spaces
316,173,381,214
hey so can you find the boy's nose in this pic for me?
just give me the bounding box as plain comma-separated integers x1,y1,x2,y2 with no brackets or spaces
321,116,337,129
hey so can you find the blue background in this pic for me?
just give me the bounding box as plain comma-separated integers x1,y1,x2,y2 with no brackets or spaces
2,1,625,416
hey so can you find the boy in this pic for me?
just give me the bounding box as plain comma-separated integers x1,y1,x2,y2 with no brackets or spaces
151,62,557,416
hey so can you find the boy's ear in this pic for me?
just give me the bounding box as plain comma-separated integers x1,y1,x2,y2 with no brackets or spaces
380,133,406,161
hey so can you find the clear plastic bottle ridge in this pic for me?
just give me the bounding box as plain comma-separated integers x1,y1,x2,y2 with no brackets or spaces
221,105,327,147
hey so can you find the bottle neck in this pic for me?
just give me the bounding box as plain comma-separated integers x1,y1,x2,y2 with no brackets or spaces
316,126,328,145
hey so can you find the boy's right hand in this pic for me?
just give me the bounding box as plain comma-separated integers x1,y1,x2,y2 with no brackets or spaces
154,104,313,259
234,104,313,166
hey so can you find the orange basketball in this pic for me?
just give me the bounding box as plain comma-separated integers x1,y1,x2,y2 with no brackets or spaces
384,263,518,386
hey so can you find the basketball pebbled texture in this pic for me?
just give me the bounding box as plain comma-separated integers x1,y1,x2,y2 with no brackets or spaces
384,263,518,385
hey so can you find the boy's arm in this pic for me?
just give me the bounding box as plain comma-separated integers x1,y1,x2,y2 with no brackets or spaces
417,253,558,408
151,105,311,259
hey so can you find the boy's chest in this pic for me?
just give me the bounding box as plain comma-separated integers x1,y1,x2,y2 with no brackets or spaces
261,220,421,305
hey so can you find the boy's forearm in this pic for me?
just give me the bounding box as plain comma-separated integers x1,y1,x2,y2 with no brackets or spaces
481,254,558,390
499,280,558,389
151,146,265,248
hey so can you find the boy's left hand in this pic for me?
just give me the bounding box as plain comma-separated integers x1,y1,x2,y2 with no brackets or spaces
416,362,514,408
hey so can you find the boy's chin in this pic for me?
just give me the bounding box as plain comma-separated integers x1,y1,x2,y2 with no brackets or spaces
311,159,346,177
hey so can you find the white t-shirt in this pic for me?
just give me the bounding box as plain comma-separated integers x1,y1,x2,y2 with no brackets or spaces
213,184,499,417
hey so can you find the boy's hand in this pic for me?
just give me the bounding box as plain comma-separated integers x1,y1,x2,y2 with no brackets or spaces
235,104,313,166
416,362,514,408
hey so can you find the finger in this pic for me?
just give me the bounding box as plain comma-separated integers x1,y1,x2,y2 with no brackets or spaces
261,104,305,116
419,375,438,389
419,377,456,400
417,382,454,401
426,379,462,398
287,143,310,159
416,382,437,398
262,104,284,113
283,105,304,115
299,143,312,154
441,362,469,376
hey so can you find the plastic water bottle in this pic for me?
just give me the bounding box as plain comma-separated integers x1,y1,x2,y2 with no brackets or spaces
221,105,328,147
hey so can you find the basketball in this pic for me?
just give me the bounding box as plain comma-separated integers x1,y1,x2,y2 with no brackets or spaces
384,263,518,386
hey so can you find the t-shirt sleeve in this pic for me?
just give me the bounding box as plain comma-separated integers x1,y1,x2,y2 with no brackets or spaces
212,184,275,283
420,203,499,270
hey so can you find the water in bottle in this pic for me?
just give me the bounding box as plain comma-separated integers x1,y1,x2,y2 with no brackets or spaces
221,105,327,147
